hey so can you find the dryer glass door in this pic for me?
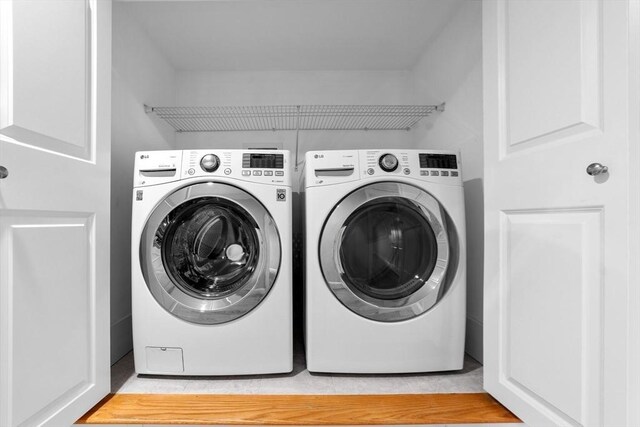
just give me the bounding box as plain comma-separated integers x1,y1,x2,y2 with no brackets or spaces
140,182,281,324
320,182,451,322
338,198,438,300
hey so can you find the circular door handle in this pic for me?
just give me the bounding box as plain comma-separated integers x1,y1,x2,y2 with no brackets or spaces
0,166,7,179
586,163,608,176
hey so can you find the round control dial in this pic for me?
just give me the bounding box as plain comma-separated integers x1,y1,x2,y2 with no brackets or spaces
379,153,399,172
200,154,220,172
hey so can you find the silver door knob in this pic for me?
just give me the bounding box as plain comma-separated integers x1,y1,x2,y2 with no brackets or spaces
586,163,608,176
0,166,7,179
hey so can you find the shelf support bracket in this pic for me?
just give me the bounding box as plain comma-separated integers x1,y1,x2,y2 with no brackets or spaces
144,104,154,114
294,105,301,172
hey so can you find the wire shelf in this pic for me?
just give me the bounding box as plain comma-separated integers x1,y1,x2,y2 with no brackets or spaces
145,104,444,132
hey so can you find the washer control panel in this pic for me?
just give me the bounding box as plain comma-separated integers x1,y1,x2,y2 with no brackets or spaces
200,154,220,172
134,149,290,187
363,151,412,176
183,149,290,186
133,150,182,187
378,153,399,172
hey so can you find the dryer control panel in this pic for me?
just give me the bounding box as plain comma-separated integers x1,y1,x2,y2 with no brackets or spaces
360,150,462,183
305,150,360,187
305,149,462,187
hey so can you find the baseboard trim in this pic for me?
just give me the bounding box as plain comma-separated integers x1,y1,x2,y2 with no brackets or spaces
77,393,520,425
110,314,133,365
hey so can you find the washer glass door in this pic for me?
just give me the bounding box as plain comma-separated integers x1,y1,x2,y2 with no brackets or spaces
319,182,450,322
140,182,281,324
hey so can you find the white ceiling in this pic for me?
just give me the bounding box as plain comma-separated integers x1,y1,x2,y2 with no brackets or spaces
122,0,462,71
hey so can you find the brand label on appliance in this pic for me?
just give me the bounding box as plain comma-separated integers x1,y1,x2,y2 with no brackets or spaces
276,189,286,201
136,190,143,201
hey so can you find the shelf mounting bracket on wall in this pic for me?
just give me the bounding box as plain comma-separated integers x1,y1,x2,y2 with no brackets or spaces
294,105,302,171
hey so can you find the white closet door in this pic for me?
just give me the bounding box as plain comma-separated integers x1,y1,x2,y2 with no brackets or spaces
0,1,111,426
483,0,633,426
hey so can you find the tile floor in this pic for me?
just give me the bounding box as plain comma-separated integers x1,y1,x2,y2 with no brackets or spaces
111,341,484,394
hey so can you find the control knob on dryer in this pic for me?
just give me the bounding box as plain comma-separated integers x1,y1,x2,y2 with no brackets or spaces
200,154,220,172
379,153,399,172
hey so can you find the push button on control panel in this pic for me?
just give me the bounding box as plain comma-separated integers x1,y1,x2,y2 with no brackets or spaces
264,170,273,176
419,170,459,177
242,170,251,176
367,168,375,175
224,168,232,175
253,170,262,176
403,168,410,175
275,171,284,176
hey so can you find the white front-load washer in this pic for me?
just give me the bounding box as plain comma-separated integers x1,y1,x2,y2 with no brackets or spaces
132,149,292,375
304,149,466,373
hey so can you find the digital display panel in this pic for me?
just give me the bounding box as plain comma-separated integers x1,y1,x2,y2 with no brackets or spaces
419,153,457,169
242,153,284,169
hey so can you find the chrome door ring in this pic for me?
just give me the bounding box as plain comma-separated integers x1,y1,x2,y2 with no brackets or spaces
319,181,450,322
140,181,281,325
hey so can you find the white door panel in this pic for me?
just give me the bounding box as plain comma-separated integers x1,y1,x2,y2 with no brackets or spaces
484,0,631,426
0,1,111,426
628,3,640,425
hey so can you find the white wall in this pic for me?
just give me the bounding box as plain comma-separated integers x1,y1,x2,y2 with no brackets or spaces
411,0,484,362
112,1,484,366
110,4,177,364
175,70,415,189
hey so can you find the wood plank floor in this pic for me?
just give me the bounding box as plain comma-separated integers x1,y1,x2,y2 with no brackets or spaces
77,393,521,425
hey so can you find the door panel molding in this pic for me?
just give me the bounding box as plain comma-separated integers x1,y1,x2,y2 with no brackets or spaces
497,0,604,159
0,212,97,426
498,208,603,426
0,0,93,161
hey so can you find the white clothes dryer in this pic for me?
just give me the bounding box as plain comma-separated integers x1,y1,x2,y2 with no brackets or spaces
304,149,466,373
132,149,292,375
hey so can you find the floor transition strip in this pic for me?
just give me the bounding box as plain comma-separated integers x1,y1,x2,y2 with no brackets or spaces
76,392,521,425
